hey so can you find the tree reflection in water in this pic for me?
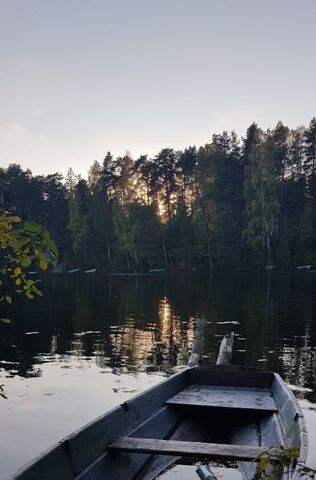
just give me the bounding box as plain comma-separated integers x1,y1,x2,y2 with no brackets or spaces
0,271,316,398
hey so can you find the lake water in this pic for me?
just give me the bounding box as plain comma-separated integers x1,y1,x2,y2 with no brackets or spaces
0,272,316,479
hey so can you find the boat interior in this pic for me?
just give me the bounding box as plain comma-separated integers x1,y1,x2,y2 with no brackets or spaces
15,367,306,480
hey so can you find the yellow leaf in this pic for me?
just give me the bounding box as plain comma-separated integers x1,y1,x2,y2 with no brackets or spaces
14,267,21,276
39,259,48,270
259,456,269,471
15,278,21,286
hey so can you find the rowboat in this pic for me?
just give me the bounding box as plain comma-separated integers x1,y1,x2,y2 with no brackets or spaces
84,268,97,274
13,365,308,480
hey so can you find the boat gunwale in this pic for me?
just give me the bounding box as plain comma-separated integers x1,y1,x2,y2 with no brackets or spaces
272,373,309,466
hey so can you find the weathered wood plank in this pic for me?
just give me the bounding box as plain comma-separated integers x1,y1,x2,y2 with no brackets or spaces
189,368,273,388
166,385,277,412
108,437,281,461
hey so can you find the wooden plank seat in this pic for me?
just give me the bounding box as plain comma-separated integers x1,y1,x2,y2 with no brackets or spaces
108,437,280,462
165,385,278,412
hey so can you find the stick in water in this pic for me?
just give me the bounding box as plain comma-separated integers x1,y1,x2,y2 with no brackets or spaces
216,331,234,365
187,318,205,367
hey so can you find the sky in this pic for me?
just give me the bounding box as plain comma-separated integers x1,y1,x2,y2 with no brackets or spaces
0,0,315,176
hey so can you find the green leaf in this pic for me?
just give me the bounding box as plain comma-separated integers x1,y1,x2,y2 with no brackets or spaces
32,286,43,296
5,295,12,304
24,222,42,233
47,238,58,257
12,237,31,252
41,230,50,242
20,256,32,267
0,318,11,324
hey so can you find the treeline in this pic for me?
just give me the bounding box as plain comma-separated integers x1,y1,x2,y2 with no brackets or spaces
1,118,316,271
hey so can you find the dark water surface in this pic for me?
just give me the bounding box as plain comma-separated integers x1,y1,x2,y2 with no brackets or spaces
0,272,316,478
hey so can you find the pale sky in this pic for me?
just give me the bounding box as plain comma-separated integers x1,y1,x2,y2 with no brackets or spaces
1,0,315,176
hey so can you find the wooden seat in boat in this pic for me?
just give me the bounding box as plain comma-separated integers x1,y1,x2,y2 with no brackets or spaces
165,385,278,412
108,437,280,461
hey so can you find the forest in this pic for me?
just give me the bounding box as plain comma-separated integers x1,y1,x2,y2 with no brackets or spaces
1,118,316,271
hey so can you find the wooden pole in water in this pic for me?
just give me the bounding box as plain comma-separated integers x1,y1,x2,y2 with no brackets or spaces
216,331,234,365
197,333,235,480
187,318,205,367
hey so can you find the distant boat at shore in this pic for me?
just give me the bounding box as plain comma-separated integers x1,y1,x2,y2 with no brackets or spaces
84,268,96,273
148,267,167,273
68,268,80,274
297,265,312,271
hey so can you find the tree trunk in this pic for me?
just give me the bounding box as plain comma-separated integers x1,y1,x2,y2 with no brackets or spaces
134,248,139,266
107,244,111,262
126,253,131,271
207,242,213,269
266,233,272,266
163,242,168,268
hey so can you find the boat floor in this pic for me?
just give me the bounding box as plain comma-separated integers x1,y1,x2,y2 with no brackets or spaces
112,408,272,480
156,463,242,480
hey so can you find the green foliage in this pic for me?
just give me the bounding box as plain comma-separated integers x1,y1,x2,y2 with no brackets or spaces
0,211,58,311
244,137,279,264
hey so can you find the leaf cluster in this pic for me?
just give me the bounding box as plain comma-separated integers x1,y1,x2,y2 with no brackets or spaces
255,447,315,480
0,211,58,324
